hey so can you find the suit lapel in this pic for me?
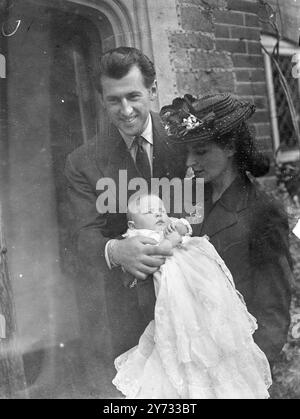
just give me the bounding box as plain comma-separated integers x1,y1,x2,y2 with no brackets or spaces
94,124,140,211
152,112,173,178
201,204,238,238
195,176,249,238
102,124,139,184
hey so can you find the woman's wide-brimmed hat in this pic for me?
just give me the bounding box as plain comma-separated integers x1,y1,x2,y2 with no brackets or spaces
160,93,256,144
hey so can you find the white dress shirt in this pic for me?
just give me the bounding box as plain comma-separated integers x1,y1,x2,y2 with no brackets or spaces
121,115,154,175
105,115,154,269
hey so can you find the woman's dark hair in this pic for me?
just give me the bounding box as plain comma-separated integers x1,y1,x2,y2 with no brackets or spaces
215,122,270,177
95,47,156,93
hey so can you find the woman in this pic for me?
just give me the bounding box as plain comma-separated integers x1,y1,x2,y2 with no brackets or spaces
160,93,293,366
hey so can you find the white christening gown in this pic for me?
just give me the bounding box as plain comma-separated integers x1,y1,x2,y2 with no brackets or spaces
112,223,272,399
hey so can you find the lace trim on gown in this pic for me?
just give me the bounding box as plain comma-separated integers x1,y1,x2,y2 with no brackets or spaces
113,236,272,399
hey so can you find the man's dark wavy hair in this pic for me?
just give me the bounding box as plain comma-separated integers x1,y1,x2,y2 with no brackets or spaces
95,47,156,93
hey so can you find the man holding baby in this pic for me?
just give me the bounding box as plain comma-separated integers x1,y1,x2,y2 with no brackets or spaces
65,47,291,392
65,47,185,374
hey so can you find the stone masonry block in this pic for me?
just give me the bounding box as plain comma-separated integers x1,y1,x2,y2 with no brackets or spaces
191,50,233,69
215,24,230,38
176,69,235,95
172,48,190,70
180,7,214,32
169,32,214,50
176,71,204,95
206,71,235,93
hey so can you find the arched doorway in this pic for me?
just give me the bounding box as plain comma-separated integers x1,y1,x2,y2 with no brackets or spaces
1,0,138,398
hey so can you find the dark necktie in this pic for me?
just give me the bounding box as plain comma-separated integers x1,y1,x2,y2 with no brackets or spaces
134,136,152,183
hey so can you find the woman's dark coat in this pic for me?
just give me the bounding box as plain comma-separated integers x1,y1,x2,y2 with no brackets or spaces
192,175,293,364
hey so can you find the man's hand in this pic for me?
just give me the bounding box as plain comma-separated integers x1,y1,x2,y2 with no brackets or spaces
112,236,173,280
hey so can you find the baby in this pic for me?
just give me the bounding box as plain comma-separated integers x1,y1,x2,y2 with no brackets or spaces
113,193,272,399
122,193,192,288
126,195,192,247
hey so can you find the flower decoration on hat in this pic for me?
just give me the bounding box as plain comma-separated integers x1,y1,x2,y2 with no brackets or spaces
161,94,215,141
160,93,256,145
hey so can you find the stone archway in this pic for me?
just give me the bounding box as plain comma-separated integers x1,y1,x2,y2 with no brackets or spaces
69,0,135,47
66,0,155,64
0,0,162,398
57,0,180,110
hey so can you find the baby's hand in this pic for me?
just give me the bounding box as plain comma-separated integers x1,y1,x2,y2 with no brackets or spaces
164,222,177,236
175,221,189,236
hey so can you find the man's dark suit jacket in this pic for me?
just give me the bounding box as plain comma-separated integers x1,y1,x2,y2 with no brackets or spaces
65,112,186,359
193,175,293,364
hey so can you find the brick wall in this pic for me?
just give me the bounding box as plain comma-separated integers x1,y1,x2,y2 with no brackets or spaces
169,0,273,159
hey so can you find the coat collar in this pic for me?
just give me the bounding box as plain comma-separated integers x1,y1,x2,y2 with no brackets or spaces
106,123,137,179
194,175,251,238
212,174,250,213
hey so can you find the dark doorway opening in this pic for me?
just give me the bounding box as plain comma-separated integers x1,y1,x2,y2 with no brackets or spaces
1,0,117,398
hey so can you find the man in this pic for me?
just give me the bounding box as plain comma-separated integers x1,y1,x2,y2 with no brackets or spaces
65,47,185,366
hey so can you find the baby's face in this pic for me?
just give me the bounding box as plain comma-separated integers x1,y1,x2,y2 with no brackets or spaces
130,196,170,231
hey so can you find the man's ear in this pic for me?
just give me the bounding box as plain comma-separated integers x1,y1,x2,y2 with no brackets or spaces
128,221,136,230
149,80,158,101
